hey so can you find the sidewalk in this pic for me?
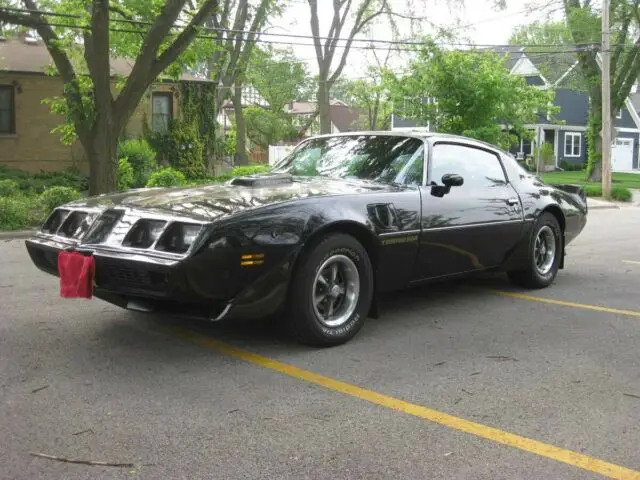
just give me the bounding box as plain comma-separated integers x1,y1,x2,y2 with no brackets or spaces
587,197,620,210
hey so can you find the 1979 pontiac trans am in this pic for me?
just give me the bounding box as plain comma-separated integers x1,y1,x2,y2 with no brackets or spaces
25,132,588,346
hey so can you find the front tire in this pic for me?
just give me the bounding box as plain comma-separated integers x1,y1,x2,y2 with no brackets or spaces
507,212,562,289
287,233,373,347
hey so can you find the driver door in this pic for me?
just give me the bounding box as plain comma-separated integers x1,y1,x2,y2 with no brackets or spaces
415,141,525,280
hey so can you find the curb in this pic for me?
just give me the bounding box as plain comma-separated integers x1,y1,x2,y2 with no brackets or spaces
587,204,620,210
0,230,36,240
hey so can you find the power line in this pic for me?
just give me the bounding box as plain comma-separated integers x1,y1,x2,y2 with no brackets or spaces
0,5,634,50
1,17,615,56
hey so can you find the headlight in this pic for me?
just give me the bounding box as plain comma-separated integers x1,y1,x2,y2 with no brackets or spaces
58,211,98,239
155,222,203,254
123,219,167,249
41,208,70,234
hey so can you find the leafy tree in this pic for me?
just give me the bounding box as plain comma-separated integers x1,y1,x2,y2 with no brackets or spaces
564,0,640,181
246,45,309,112
197,0,285,165
331,48,395,130
243,45,309,148
508,20,587,89
0,0,219,195
386,41,558,149
504,0,640,181
306,0,421,134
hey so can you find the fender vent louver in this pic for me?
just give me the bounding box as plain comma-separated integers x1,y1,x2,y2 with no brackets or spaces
230,173,293,187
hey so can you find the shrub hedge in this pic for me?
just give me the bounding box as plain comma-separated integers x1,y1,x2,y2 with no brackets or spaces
146,167,187,188
583,184,633,202
0,162,273,230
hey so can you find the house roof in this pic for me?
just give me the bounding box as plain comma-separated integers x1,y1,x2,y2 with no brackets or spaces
482,44,578,85
0,35,204,81
284,100,362,131
481,45,525,71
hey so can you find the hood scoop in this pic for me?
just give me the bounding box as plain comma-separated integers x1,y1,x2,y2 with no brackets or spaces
230,172,294,187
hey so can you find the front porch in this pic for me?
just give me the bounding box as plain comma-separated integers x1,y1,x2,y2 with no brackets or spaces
508,126,559,171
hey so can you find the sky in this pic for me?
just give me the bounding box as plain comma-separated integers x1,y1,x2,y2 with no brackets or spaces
265,0,564,79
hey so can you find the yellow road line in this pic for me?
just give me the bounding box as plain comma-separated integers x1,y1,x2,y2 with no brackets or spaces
623,260,640,266
173,327,640,480
487,289,640,318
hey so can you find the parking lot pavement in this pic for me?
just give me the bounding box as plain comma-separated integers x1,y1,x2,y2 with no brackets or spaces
2,207,640,480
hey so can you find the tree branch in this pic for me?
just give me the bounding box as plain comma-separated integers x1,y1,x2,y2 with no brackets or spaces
329,3,387,83
236,0,272,77
308,0,325,69
152,0,219,78
114,0,218,130
0,8,41,28
84,0,113,119
611,0,635,69
18,0,89,138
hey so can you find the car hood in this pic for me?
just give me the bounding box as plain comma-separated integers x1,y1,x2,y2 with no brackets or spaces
63,175,407,222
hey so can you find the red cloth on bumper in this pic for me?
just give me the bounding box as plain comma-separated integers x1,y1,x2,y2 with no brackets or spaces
58,251,95,299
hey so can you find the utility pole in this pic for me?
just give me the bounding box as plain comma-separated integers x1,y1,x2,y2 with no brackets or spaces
602,0,612,198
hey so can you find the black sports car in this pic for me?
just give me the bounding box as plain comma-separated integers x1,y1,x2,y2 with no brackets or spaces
25,132,588,346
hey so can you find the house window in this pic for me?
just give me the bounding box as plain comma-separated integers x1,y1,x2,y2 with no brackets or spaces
564,132,581,157
0,86,15,134
151,92,173,133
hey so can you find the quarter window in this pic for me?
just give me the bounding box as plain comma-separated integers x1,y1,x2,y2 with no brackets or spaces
564,132,581,157
151,92,173,133
0,86,15,134
430,143,507,188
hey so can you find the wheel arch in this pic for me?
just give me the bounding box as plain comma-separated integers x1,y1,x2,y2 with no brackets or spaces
541,204,566,233
298,220,379,270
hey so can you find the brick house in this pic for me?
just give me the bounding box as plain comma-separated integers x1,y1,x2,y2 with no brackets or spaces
0,34,202,174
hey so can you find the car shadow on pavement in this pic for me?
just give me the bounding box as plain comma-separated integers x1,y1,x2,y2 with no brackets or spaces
121,271,517,353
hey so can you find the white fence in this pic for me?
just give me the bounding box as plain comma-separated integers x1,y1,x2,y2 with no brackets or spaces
268,145,296,166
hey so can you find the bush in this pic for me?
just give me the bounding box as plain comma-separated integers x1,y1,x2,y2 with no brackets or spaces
0,166,88,193
118,138,156,187
583,184,632,202
231,164,271,177
0,196,45,230
611,185,632,202
146,167,187,188
40,186,81,213
559,160,584,172
0,179,20,197
583,184,602,197
117,158,135,191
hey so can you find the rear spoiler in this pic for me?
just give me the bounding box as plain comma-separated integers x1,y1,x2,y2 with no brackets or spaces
553,184,588,209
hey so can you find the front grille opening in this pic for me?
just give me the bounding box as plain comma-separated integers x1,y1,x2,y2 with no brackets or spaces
155,222,202,254
41,209,69,234
122,219,167,249
59,211,88,238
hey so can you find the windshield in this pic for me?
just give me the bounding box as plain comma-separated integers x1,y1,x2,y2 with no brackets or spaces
271,135,425,186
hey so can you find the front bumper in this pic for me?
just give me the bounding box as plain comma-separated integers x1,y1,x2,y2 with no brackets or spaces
25,235,232,321
25,233,296,323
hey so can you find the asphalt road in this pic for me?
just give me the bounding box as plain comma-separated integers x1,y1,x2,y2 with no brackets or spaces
2,206,640,480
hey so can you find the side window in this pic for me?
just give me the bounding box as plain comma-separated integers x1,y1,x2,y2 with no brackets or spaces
430,143,507,188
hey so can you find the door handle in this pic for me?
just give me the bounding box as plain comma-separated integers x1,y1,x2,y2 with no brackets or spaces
506,197,519,206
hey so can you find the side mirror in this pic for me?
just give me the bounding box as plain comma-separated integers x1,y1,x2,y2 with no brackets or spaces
441,173,464,187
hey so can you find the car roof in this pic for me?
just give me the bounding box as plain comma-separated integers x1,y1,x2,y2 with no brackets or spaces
309,130,507,154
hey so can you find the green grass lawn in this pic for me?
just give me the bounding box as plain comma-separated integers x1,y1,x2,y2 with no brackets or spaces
541,171,640,190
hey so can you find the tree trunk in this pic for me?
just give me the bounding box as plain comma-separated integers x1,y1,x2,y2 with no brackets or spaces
317,80,332,134
85,125,117,196
232,82,248,166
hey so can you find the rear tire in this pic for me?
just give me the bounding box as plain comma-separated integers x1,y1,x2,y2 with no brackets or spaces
507,212,562,289
286,233,373,347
